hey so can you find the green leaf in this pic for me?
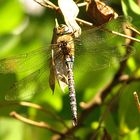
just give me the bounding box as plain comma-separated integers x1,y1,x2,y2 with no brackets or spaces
121,0,129,17
129,0,140,15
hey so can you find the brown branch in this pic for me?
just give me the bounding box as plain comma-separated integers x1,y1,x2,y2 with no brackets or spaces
104,29,140,43
57,72,140,140
0,101,69,129
133,91,140,113
34,0,90,26
18,102,69,129
126,25,140,36
77,2,88,7
34,0,59,10
10,111,64,135
78,30,137,124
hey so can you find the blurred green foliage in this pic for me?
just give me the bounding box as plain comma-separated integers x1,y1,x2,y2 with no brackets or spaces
0,0,140,140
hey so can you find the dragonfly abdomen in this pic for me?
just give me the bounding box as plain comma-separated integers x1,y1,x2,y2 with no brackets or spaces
66,61,77,126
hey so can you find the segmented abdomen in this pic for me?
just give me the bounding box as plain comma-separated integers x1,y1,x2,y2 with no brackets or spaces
67,65,77,126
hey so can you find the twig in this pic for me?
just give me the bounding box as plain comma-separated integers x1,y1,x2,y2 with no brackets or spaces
19,102,69,129
77,2,88,7
126,25,140,36
59,73,140,139
76,18,93,26
120,75,140,83
0,101,69,129
80,75,140,109
10,111,64,135
34,0,59,10
104,29,140,43
80,79,140,140
34,0,90,25
33,0,140,44
133,91,140,113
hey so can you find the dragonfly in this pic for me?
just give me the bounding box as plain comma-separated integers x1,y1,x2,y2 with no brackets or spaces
0,17,134,126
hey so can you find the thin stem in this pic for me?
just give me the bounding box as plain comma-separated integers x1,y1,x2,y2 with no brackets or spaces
77,2,88,7
0,101,69,129
19,102,69,129
76,18,93,26
34,0,59,10
126,25,140,36
108,30,140,43
10,111,64,135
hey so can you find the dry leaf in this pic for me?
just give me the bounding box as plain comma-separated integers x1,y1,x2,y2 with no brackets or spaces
86,0,118,25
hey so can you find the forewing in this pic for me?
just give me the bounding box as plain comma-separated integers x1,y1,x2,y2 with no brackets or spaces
0,47,51,75
74,16,134,71
0,46,52,100
5,66,50,101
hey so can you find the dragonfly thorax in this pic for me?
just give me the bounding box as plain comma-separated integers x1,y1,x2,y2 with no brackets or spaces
58,41,70,55
57,33,75,59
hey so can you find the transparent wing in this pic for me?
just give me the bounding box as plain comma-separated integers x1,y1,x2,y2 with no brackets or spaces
80,16,131,45
5,66,50,100
1,16,135,100
74,16,134,71
0,46,53,100
0,47,51,75
1,43,69,100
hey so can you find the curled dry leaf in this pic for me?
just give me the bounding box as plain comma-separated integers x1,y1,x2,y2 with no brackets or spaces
86,0,118,25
